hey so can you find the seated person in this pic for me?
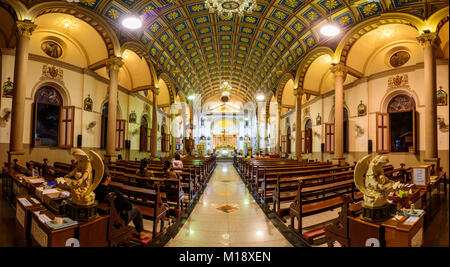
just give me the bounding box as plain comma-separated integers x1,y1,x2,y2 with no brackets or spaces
135,159,152,177
254,153,261,159
163,160,178,179
172,153,183,172
264,153,270,159
117,154,123,161
95,168,151,240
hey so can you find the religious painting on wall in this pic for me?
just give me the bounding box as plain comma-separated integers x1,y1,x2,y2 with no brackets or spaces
358,101,367,116
84,94,93,112
316,113,321,126
41,41,63,59
389,51,410,67
2,77,13,98
129,111,136,123
437,87,447,106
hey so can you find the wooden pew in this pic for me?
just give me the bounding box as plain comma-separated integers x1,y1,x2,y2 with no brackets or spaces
110,182,169,239
289,179,363,235
96,192,133,247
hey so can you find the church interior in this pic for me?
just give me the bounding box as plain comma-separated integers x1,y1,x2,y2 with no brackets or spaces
0,0,448,248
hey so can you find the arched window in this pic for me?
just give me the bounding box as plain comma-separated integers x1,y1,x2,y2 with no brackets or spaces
101,102,125,150
377,94,416,153
33,86,74,148
282,123,291,153
139,116,149,152
161,124,170,152
302,119,313,154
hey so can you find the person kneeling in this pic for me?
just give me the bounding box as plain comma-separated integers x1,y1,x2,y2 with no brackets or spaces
95,168,151,240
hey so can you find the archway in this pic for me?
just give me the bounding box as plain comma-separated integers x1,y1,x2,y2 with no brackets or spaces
388,94,416,153
140,116,149,152
304,119,312,154
33,86,64,147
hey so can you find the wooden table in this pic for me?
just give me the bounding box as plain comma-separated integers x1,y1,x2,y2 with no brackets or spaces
30,209,78,247
348,212,425,247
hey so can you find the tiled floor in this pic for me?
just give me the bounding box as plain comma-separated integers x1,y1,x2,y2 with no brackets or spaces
165,162,292,247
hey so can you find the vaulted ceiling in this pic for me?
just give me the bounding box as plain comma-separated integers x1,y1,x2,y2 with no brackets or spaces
16,0,449,103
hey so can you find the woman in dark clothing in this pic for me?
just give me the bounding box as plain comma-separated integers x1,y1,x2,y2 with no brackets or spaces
135,158,152,177
94,167,151,239
163,160,178,179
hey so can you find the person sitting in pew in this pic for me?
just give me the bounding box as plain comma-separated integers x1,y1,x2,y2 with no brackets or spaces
163,160,178,179
95,168,151,240
254,153,261,159
264,153,270,159
136,159,153,177
172,153,183,172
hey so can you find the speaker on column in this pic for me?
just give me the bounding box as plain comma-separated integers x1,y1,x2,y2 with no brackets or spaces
368,140,372,153
77,135,82,148
125,140,131,150
321,143,324,152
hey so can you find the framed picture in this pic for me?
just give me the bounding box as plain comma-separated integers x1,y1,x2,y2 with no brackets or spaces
129,111,136,123
358,101,367,116
2,77,14,98
83,95,93,112
437,87,447,106
412,165,431,188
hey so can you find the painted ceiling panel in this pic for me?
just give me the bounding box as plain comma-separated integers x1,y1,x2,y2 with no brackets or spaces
16,0,436,102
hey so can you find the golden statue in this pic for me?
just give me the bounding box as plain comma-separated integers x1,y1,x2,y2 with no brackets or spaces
354,155,395,221
56,149,104,206
354,155,394,208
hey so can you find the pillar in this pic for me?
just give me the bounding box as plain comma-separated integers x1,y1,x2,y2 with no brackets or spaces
295,89,303,160
417,32,440,170
105,57,123,162
264,111,269,154
256,105,260,154
151,89,159,157
276,106,281,154
171,112,176,156
8,21,37,167
331,63,347,164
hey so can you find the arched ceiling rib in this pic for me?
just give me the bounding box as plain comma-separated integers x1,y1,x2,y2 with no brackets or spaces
14,0,449,102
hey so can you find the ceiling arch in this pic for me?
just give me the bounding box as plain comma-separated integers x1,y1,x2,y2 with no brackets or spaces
8,0,449,102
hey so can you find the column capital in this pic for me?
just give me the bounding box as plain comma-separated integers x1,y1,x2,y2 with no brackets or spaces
16,21,37,38
330,63,348,78
106,57,124,70
293,88,303,97
417,32,440,48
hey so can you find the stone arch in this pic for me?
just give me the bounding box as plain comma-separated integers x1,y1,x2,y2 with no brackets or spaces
158,72,176,105
294,46,335,91
100,99,123,120
380,88,421,113
335,12,425,65
327,104,351,123
275,72,295,106
24,1,121,57
0,0,26,21
428,6,449,33
30,79,71,107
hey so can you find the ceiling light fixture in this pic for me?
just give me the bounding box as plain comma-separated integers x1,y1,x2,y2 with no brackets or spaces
122,15,142,30
256,93,265,101
320,24,340,37
205,0,256,18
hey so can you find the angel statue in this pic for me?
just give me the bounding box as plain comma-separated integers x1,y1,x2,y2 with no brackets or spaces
56,149,104,207
354,155,394,208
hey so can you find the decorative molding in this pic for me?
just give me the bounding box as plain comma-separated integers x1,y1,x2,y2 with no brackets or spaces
41,65,64,83
387,74,409,90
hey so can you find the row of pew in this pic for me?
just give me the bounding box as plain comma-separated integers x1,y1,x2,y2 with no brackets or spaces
233,157,409,243
3,155,216,246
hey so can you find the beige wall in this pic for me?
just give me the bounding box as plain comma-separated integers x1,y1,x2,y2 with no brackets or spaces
0,50,169,166
283,61,449,173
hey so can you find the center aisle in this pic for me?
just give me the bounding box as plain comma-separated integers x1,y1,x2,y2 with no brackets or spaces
165,162,292,247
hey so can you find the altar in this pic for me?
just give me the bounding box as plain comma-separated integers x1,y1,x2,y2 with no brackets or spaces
215,144,234,158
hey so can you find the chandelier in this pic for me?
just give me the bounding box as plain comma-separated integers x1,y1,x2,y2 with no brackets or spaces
221,82,231,102
205,0,256,18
